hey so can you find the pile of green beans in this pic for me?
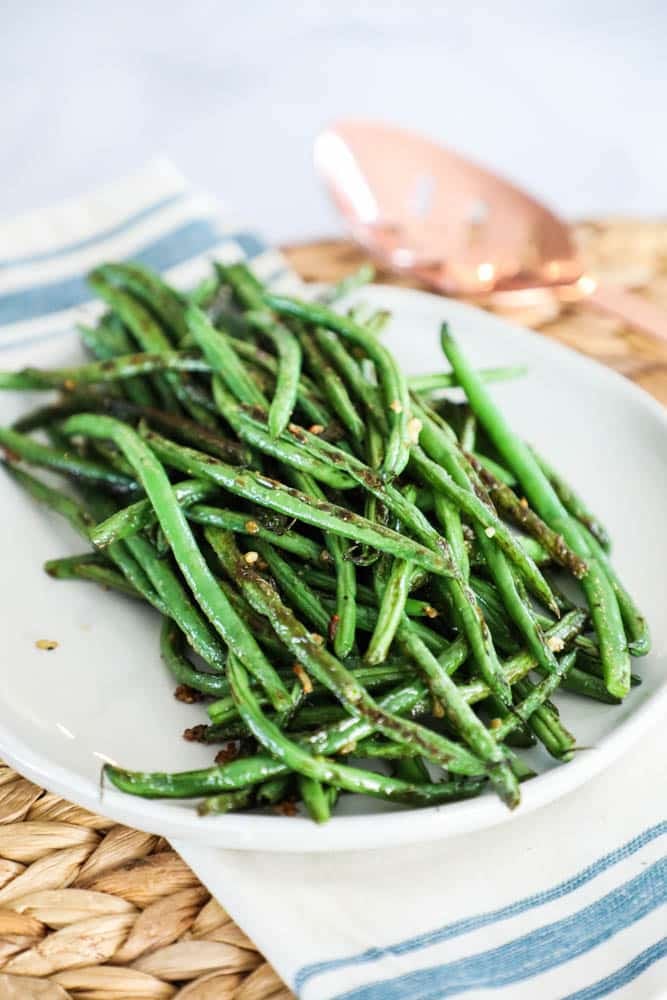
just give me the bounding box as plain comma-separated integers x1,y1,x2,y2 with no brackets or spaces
0,258,649,823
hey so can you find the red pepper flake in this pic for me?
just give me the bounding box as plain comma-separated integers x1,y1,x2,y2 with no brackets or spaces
293,663,314,694
328,613,340,643
183,724,208,742
2,447,20,464
215,742,240,765
274,799,298,817
174,684,203,703
432,697,445,719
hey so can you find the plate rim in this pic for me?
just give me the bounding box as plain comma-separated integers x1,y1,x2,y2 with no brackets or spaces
1,282,666,851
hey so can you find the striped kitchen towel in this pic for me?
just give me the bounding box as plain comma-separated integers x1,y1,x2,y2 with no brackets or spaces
177,715,666,999
0,157,290,346
1,161,665,1000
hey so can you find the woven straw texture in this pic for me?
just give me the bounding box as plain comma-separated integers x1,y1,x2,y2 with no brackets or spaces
1,220,666,999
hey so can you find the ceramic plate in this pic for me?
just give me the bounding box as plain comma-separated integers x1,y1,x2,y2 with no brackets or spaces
1,285,665,850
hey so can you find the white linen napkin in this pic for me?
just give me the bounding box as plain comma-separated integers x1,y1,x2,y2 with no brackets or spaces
1,162,665,1000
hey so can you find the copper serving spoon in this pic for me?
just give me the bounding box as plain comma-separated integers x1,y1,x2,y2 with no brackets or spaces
315,119,667,342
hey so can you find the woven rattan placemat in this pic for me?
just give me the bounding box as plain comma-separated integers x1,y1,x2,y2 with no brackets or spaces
1,220,666,999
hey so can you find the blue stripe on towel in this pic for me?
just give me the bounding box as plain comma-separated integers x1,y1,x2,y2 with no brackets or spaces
563,937,667,1000
0,192,185,268
295,821,666,992
0,220,267,326
333,859,666,999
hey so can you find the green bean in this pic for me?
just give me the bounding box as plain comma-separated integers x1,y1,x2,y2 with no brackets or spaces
63,413,292,712
224,266,302,439
554,665,622,704
95,262,189,344
410,439,557,614
472,452,517,486
530,448,611,551
470,576,519,653
292,470,357,660
209,609,587,746
208,660,419,726
88,271,188,415
91,478,218,544
264,294,411,476
198,787,256,816
5,465,94,537
0,426,139,497
135,430,455,577
205,529,494,786
476,532,560,680
44,553,141,599
366,486,417,666
108,612,585,802
408,366,527,394
322,598,449,654
91,396,251,465
185,304,267,408
512,677,576,759
394,756,431,783
440,325,632,700
493,652,576,743
229,339,331,428
321,577,433,622
298,775,331,823
12,397,92,434
468,455,587,579
311,325,387,431
79,317,156,407
433,494,469,582
582,529,650,657
397,624,519,805
455,609,586,705
256,776,292,805
274,410,555,618
124,533,227,671
211,379,355,489
188,273,220,309
365,552,413,665
298,328,365,447
188,505,324,563
160,618,230,696
229,655,486,805
253,539,330,635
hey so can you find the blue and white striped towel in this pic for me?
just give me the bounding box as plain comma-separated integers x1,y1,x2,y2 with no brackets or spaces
1,161,665,999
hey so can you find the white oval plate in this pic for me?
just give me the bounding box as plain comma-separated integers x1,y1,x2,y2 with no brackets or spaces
1,284,666,851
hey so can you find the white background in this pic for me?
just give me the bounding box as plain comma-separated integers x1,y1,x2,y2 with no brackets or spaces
2,1,666,242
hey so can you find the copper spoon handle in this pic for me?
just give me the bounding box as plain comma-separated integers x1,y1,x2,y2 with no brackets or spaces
584,279,667,345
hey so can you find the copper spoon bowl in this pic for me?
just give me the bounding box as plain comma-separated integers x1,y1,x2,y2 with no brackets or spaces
315,119,667,342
